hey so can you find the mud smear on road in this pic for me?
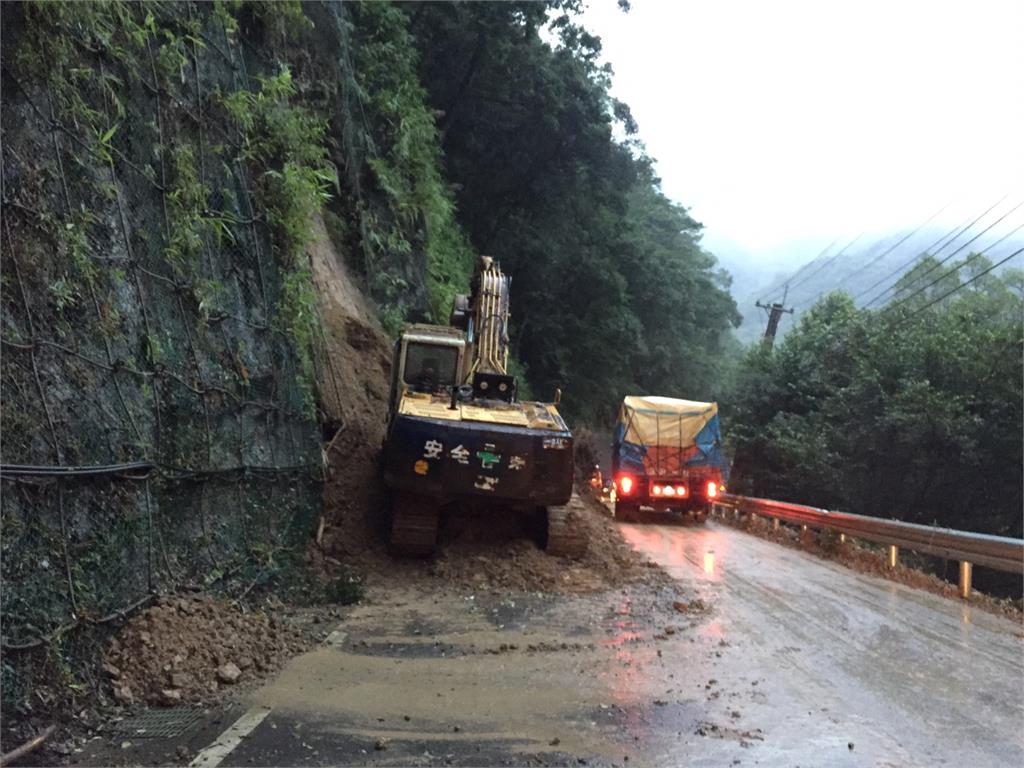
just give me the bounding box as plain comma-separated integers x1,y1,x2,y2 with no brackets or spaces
242,583,717,766
255,645,620,758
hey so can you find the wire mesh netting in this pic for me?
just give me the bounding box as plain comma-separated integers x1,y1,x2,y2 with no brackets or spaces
0,3,325,667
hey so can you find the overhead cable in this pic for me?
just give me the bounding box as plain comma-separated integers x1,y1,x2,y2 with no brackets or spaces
861,195,1015,307
893,247,1023,327
885,222,1024,314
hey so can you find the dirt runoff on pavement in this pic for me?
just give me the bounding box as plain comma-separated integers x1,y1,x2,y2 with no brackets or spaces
102,594,310,707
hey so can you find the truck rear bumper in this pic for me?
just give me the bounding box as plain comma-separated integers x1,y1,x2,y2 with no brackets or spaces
635,499,708,514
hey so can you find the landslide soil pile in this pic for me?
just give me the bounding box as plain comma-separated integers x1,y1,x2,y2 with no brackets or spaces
103,595,308,706
411,494,666,594
306,218,667,596
307,214,394,557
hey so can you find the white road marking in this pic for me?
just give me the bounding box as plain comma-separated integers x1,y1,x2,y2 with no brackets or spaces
189,707,271,768
325,628,347,648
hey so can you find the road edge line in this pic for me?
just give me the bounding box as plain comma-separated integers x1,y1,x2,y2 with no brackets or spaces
188,706,271,768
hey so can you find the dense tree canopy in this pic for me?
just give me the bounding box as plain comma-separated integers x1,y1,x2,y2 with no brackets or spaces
401,1,740,423
726,258,1023,541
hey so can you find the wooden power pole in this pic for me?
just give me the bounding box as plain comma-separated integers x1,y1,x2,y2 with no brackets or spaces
756,286,794,349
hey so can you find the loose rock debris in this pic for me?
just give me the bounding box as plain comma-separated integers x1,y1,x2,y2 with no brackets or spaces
104,594,308,706
696,720,765,746
672,599,709,614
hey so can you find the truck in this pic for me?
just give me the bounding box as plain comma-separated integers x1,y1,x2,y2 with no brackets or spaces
381,256,585,558
611,395,727,523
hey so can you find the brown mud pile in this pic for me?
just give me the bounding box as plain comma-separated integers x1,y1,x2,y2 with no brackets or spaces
103,595,308,707
307,214,393,557
305,217,668,595
346,493,669,595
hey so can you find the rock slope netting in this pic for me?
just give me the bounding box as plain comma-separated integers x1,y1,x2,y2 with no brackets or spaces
0,2,356,711
0,0,475,716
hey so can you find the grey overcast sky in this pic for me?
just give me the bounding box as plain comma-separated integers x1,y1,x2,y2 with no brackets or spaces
578,0,1024,259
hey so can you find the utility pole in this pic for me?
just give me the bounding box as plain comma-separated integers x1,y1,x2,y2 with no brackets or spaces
756,285,794,349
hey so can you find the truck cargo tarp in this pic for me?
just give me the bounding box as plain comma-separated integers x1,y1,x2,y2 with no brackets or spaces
613,396,726,476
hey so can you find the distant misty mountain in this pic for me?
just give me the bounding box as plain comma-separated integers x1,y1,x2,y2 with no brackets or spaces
715,226,1024,346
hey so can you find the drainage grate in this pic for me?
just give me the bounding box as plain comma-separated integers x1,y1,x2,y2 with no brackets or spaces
113,708,206,739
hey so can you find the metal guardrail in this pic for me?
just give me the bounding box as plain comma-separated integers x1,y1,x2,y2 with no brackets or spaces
713,493,1024,600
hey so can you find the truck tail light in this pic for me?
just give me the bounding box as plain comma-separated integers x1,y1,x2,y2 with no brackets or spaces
663,485,675,496
618,476,634,495
706,481,718,498
652,484,662,496
676,485,688,497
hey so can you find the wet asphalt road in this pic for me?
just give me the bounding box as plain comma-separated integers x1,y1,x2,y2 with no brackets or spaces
618,522,1024,767
88,522,1023,768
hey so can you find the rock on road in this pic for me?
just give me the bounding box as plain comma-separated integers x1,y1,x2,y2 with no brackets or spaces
86,522,1022,768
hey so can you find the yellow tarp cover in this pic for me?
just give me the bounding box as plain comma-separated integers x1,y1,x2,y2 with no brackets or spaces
619,396,718,448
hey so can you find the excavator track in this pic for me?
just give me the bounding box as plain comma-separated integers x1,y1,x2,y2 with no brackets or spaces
544,497,588,559
389,493,440,556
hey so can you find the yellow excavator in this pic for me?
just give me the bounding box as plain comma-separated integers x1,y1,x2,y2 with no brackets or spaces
381,256,585,557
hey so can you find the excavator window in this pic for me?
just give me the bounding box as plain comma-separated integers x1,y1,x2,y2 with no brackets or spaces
403,343,459,393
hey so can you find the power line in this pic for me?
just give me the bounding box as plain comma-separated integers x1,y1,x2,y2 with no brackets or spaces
785,231,865,294
787,201,955,313
892,247,1023,328
855,197,1009,305
799,202,949,308
759,239,839,303
884,221,1024,315
792,207,952,311
869,199,1024,309
860,196,1011,308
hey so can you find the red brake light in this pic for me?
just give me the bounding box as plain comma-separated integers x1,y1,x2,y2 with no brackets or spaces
676,485,688,497
663,485,675,496
652,485,662,496
706,481,718,498
618,476,634,495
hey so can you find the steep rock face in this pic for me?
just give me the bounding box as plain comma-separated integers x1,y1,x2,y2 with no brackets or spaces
1,2,325,693
0,0,461,713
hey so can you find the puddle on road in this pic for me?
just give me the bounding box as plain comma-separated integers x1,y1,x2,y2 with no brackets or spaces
703,551,716,575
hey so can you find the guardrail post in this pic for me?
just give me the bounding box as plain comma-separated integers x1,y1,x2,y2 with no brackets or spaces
772,518,780,532
887,545,898,569
839,533,846,544
958,561,973,600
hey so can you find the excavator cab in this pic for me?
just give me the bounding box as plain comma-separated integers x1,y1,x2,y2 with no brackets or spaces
387,326,465,414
